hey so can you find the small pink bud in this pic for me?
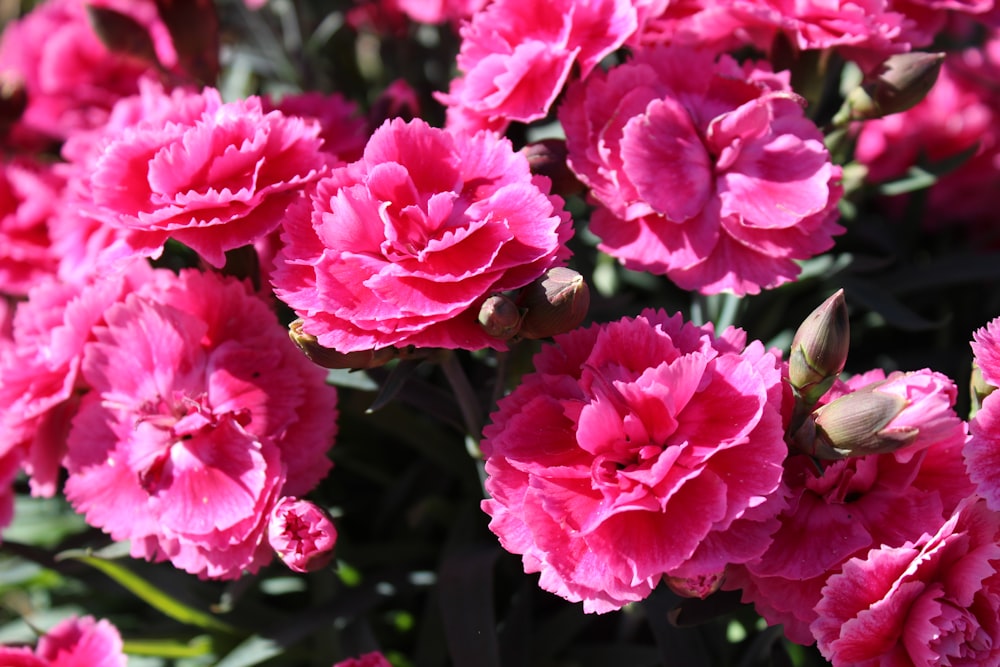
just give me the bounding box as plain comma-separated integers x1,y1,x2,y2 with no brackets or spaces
664,571,726,599
289,318,398,369
520,139,585,198
793,383,916,459
268,497,337,573
517,267,590,340
477,294,523,340
333,652,393,667
788,289,849,406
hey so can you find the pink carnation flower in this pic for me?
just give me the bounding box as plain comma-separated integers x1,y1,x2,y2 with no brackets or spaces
965,317,1000,510
268,496,338,573
264,91,368,164
727,369,971,644
480,310,787,613
437,0,637,129
63,269,338,579
0,615,127,667
272,117,573,353
813,497,1000,666
972,315,1000,387
0,157,64,296
0,268,151,497
634,0,915,69
333,652,392,667
83,86,328,268
855,35,1000,239
0,0,169,148
560,45,843,295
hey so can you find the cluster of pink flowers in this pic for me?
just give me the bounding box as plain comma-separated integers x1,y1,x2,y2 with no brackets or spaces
2,0,1000,664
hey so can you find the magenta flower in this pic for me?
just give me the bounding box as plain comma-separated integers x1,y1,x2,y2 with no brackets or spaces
0,157,64,296
0,267,151,497
480,310,787,613
0,615,127,667
560,45,843,295
727,369,971,643
0,0,169,148
268,497,338,573
82,86,328,268
854,37,1000,238
813,498,1000,666
63,269,338,579
333,652,392,667
436,0,637,130
272,117,573,353
965,316,1000,510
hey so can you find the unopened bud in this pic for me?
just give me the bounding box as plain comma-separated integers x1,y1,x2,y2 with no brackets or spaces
843,52,945,122
665,571,726,599
289,318,397,369
478,294,523,340
268,497,337,573
794,384,917,459
970,362,995,416
521,139,585,198
86,5,161,66
788,290,849,406
517,267,590,339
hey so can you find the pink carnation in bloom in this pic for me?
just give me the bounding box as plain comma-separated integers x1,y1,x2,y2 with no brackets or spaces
634,0,915,69
560,46,843,295
855,35,1000,239
268,496,338,573
333,652,392,667
726,369,971,644
480,310,787,613
63,269,338,579
0,267,151,497
0,157,64,296
0,615,127,667
437,0,637,130
965,317,1000,510
82,86,328,268
0,0,170,148
813,497,1000,666
272,117,572,353
264,91,368,164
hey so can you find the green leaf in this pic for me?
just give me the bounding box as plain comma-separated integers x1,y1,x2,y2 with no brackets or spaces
123,635,214,659
212,635,284,667
58,551,239,635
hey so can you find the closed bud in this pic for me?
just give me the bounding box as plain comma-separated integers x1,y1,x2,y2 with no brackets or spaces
788,289,849,406
843,52,945,121
289,318,397,369
520,139,585,198
795,384,917,459
517,267,590,340
478,294,523,340
665,571,726,599
85,5,161,66
268,497,337,573
970,362,995,416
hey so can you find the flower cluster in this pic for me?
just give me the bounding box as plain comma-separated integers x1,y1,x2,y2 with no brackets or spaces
2,0,1000,664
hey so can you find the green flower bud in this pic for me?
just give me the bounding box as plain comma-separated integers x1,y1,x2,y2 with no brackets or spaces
517,267,590,340
793,384,917,459
520,139,585,198
478,294,523,340
843,52,945,121
788,289,849,406
288,318,398,369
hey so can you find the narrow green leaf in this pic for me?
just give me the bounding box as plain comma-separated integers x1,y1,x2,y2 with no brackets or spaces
58,551,239,635
123,635,214,659
213,635,284,667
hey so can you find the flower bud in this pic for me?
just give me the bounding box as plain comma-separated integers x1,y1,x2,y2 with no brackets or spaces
665,571,726,599
970,361,995,416
520,139,585,198
843,52,945,121
289,318,397,369
477,294,523,340
517,267,590,339
268,497,337,573
788,290,849,406
85,5,161,66
793,383,916,459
